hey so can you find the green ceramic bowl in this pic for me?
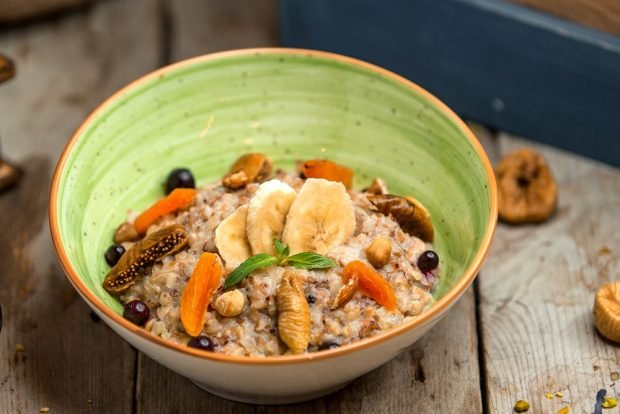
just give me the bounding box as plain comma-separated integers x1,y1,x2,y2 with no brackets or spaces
50,48,497,403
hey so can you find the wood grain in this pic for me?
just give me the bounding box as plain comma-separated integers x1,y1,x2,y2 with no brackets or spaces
167,0,279,62
0,0,160,412
513,0,620,36
478,134,620,413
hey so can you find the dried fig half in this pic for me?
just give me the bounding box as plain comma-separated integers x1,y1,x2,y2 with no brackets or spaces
593,282,620,343
103,224,188,294
367,194,434,242
277,270,311,354
222,153,273,189
495,148,558,224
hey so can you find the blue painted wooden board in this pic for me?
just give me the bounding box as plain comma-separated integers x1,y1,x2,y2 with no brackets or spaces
281,0,620,167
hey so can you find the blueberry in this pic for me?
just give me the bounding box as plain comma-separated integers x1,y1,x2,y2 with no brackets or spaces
417,250,439,273
318,342,340,351
165,168,195,194
187,336,215,351
123,300,150,326
105,244,125,266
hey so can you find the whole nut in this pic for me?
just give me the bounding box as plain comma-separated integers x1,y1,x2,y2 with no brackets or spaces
214,289,245,317
114,222,140,244
365,238,392,268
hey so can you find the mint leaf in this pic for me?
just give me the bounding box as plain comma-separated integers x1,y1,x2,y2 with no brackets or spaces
286,252,336,270
274,239,289,262
223,254,278,288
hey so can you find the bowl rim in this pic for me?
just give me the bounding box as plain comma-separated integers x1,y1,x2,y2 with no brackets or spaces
49,47,498,365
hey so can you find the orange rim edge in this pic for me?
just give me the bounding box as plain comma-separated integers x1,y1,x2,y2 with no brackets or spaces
49,47,498,365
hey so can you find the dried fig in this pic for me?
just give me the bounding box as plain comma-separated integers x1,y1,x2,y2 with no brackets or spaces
367,194,434,242
593,282,620,343
103,225,188,294
223,153,273,189
276,270,311,354
495,148,557,224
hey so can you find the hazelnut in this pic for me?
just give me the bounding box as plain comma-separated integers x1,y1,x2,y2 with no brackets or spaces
214,289,245,317
365,238,392,268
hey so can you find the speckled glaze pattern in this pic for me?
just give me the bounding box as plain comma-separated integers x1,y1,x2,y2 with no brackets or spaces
55,50,491,315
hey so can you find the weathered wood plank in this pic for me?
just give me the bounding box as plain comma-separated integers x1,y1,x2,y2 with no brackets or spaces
0,0,160,412
513,0,620,37
138,288,482,413
479,134,620,413
167,0,279,62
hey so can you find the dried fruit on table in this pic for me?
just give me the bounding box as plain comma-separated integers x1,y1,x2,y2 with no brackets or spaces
495,148,558,224
593,282,620,343
367,194,434,242
299,159,354,189
181,252,223,337
363,177,389,195
134,188,196,234
222,153,273,189
556,407,570,414
365,238,392,268
342,261,397,310
331,276,359,309
277,270,311,354
103,225,188,294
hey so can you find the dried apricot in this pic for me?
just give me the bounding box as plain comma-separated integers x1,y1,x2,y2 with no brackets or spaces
134,188,196,234
299,160,353,189
342,261,397,310
181,253,222,337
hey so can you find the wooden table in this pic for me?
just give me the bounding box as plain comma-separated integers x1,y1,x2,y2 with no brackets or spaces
0,1,618,412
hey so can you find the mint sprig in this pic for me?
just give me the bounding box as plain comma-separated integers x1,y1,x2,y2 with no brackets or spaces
222,240,336,288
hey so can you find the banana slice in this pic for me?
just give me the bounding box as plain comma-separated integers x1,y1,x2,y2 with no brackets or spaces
246,179,297,255
282,178,356,255
214,205,252,269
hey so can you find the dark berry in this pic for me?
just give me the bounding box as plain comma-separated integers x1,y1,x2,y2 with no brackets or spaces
318,342,340,351
165,168,195,194
306,295,316,304
123,300,150,326
417,250,439,273
187,336,215,351
105,244,125,266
